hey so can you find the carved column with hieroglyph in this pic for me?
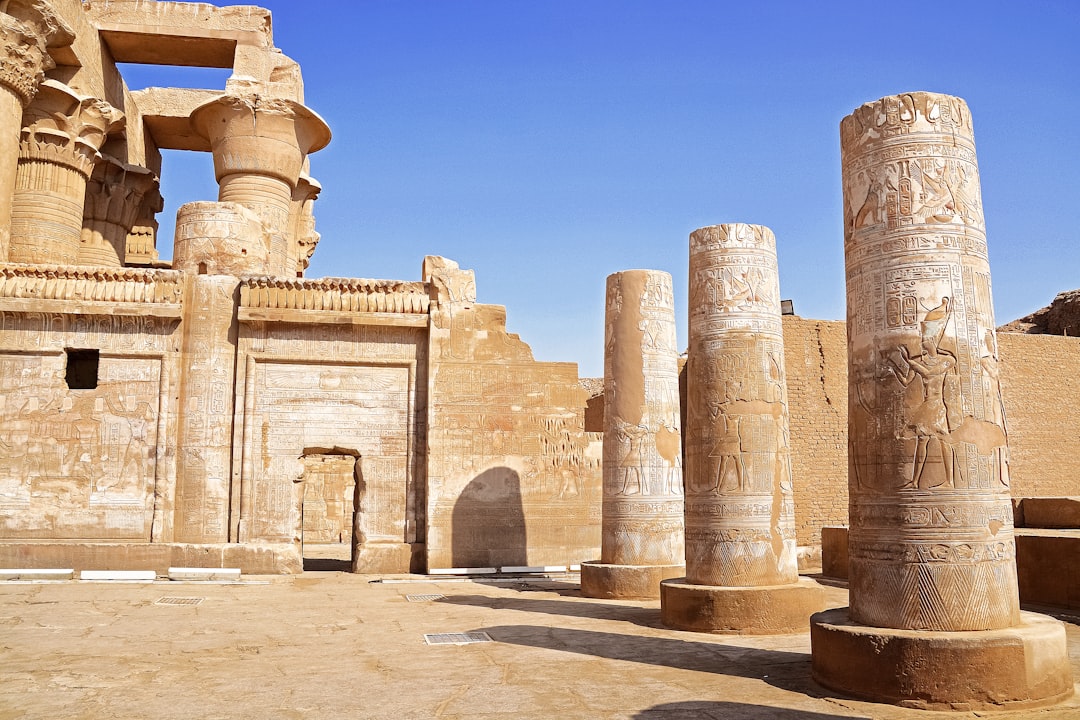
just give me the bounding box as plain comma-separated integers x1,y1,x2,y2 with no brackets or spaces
581,269,684,599
661,223,821,633
810,91,1072,709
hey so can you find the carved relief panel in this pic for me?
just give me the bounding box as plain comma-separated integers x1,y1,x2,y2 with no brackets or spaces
685,224,797,587
842,92,1018,631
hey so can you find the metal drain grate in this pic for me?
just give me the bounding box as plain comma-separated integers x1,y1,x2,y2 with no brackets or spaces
407,594,446,602
424,632,493,645
155,596,204,606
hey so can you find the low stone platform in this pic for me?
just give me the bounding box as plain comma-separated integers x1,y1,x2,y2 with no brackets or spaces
660,577,824,634
811,607,1074,711
580,561,684,600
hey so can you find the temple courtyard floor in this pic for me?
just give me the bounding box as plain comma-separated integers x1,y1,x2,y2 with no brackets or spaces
2,569,1079,719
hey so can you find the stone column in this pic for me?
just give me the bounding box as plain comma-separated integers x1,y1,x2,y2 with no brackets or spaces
810,92,1072,709
660,223,821,633
288,174,321,277
191,94,330,277
80,156,157,267
0,12,50,260
9,80,122,265
124,182,164,267
581,270,684,599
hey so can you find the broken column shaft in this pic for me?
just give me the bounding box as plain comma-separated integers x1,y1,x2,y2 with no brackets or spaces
661,223,821,633
581,269,684,599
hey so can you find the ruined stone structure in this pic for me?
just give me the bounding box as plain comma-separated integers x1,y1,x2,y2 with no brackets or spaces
581,270,683,599
0,0,601,575
660,224,821,633
810,92,1072,709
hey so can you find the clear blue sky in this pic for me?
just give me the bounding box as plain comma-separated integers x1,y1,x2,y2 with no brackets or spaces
122,1,1080,378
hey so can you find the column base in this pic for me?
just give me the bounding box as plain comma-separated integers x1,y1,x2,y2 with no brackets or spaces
660,576,824,634
810,607,1074,711
580,561,684,600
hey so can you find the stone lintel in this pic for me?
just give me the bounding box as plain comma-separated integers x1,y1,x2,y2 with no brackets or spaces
131,87,222,151
660,577,825,634
237,307,429,327
88,1,273,66
580,561,684,600
810,608,1074,710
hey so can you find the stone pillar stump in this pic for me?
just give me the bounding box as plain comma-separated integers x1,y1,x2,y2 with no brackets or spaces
660,223,822,633
810,91,1072,710
191,94,330,277
581,270,684,599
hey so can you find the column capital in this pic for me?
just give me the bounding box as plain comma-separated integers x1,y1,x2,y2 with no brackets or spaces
84,155,158,228
0,13,48,106
21,80,124,177
191,93,331,188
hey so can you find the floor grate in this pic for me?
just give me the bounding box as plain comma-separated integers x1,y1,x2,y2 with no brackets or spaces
406,594,446,602
424,632,493,645
155,596,204,606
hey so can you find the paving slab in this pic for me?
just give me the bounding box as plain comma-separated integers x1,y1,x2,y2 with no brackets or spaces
0,573,1077,719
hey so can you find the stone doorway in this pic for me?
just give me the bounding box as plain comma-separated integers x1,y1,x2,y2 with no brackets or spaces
300,451,359,571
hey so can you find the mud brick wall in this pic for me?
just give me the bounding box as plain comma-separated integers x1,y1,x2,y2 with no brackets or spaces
782,317,849,545
998,333,1080,498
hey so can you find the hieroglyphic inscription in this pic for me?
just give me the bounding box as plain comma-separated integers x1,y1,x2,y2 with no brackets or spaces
0,353,160,540
685,224,798,587
600,270,683,566
842,92,1019,631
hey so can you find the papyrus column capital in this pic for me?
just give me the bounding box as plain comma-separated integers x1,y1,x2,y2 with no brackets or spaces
191,93,331,188
20,79,124,177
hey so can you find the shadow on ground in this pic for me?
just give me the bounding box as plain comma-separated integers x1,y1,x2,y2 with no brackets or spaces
632,700,869,719
303,557,351,572
473,624,831,698
439,592,665,628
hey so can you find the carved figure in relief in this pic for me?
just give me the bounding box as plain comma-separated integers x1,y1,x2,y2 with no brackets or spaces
887,300,963,489
708,408,745,494
614,420,650,495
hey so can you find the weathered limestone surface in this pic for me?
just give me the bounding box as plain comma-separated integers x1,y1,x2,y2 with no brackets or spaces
581,270,684,599
811,91,1072,710
424,257,601,571
662,223,821,633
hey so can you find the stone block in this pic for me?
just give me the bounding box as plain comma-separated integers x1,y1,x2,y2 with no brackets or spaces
1015,531,1080,611
167,567,240,581
660,577,825,634
1015,498,1080,528
811,608,1073,710
820,526,848,579
80,569,156,581
0,568,73,581
580,561,684,600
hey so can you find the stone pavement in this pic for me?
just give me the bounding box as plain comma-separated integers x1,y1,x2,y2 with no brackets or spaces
1,572,1078,719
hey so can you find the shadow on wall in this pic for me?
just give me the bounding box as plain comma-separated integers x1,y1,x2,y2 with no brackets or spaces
452,467,526,568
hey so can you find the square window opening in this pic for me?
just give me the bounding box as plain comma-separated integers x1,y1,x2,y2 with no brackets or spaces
66,349,100,390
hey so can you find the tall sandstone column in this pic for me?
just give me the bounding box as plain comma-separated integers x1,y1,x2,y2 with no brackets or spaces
661,223,821,633
581,270,684,599
811,91,1072,709
9,80,122,265
0,11,49,260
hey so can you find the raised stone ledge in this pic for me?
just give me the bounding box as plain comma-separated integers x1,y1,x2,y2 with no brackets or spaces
239,276,431,315
0,263,183,312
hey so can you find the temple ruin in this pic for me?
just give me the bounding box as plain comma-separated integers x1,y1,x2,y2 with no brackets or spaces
1,1,1079,711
